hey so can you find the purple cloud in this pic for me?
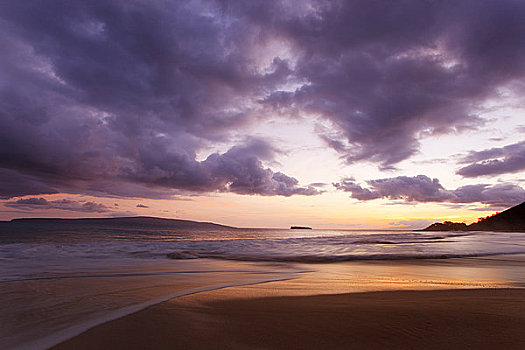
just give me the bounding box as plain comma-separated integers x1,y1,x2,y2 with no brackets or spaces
453,183,525,208
457,141,525,177
5,198,110,213
128,138,321,196
334,175,525,209
0,169,59,200
333,178,380,201
0,1,314,199
1,1,525,200
259,0,525,167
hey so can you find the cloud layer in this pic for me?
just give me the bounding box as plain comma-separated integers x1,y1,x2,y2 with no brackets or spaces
334,175,525,208
457,141,525,177
5,198,110,213
1,1,525,200
0,1,317,199
259,0,525,166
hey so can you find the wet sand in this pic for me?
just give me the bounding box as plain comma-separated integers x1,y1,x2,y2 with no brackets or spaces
53,286,525,349
50,256,525,349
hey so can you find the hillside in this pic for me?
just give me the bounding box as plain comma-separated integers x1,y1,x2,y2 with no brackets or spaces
0,216,236,243
9,216,233,229
422,221,468,231
468,202,525,231
422,202,525,232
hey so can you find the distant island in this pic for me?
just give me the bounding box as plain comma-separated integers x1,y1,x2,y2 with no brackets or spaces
0,216,238,244
421,201,525,232
3,216,319,231
6,216,234,229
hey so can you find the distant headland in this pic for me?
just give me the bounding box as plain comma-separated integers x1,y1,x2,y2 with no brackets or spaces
421,201,525,232
8,216,235,229
290,226,312,230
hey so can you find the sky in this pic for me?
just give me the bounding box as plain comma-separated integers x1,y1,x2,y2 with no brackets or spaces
1,0,525,229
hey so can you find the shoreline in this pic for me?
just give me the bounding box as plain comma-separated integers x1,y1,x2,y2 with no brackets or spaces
13,275,299,350
8,254,525,349
51,254,525,349
53,286,525,349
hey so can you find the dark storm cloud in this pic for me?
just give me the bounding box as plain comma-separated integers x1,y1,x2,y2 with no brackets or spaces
457,141,525,177
257,0,525,166
0,169,59,200
334,175,525,208
5,198,110,213
0,0,314,199
1,0,525,200
130,138,320,196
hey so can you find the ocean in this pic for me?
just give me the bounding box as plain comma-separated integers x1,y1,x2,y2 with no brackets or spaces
2,222,525,349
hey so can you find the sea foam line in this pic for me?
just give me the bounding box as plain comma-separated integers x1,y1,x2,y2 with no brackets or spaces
0,269,293,283
12,273,303,350
166,250,525,263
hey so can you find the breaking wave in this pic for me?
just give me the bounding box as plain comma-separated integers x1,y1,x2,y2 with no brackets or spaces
166,249,524,263
164,231,525,263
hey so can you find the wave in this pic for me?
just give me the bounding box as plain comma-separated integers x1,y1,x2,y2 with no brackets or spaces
0,268,294,283
166,250,525,263
347,238,455,245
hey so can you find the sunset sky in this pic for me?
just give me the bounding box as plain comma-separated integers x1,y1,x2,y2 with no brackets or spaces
1,0,524,228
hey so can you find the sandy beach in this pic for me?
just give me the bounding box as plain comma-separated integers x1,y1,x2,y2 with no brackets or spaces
52,287,525,350
52,258,525,350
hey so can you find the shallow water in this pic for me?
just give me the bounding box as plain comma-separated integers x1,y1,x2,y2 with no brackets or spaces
2,227,525,266
1,257,302,350
1,224,525,349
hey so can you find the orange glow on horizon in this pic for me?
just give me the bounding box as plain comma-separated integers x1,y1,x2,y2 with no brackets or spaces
0,192,500,230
